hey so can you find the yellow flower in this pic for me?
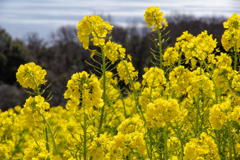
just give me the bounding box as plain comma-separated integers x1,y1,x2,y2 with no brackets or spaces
64,71,103,108
103,41,126,63
169,156,178,160
146,98,182,128
184,132,220,160
177,31,217,65
5,7,240,160
232,74,240,91
163,47,179,66
223,13,240,29
117,60,138,85
169,66,193,98
24,96,50,112
140,67,166,108
228,105,240,124
76,16,113,49
0,140,15,159
142,67,166,88
109,115,146,158
118,115,145,134
89,134,110,160
221,29,240,52
16,62,47,90
221,13,240,52
144,6,168,31
187,68,215,99
209,99,231,130
212,66,236,93
209,104,226,130
167,136,181,155
215,52,232,67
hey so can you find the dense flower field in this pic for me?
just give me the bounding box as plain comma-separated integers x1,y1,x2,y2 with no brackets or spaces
0,6,240,160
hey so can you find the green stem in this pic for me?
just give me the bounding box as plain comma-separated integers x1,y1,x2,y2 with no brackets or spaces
202,60,211,73
39,112,58,154
195,97,200,136
83,104,87,160
215,130,223,159
171,123,184,160
98,47,107,136
121,97,128,118
163,127,168,160
45,127,50,152
232,134,237,160
147,129,153,160
234,50,237,70
228,122,237,160
158,31,163,68
178,52,182,66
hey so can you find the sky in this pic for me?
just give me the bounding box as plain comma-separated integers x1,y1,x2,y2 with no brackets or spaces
0,0,239,39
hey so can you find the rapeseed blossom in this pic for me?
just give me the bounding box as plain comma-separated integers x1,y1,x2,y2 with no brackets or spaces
1,6,240,160
116,60,138,85
16,62,47,90
184,133,220,160
76,16,113,49
144,6,168,31
221,13,240,52
163,47,179,66
103,41,126,63
146,98,181,128
64,71,103,109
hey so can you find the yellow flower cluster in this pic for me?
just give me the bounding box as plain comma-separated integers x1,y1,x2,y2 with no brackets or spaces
116,60,138,85
64,71,103,109
215,52,232,67
175,31,217,67
144,6,168,31
140,67,166,107
24,95,50,113
222,13,240,52
163,47,179,66
167,136,181,157
76,16,113,49
108,115,146,158
210,98,240,130
187,68,215,99
184,132,220,160
103,41,126,63
142,67,166,88
22,96,50,127
232,74,240,91
212,65,236,93
146,98,182,128
209,100,230,130
168,66,193,97
16,62,47,90
2,6,240,160
228,105,240,124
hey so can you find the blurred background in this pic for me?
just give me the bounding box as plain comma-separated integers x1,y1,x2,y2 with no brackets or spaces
0,0,239,109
